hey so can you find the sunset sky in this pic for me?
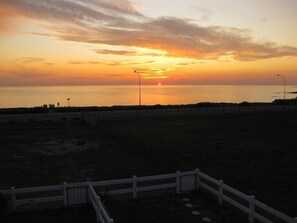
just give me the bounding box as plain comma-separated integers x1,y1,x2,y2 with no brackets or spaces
0,0,297,86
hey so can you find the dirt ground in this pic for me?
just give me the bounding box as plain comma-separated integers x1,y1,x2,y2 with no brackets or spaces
0,110,296,218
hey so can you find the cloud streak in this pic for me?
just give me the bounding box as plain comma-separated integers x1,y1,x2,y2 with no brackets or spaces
16,57,44,64
68,59,155,66
1,0,297,61
94,49,165,57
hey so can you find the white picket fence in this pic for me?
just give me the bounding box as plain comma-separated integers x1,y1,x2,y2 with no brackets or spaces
1,170,296,223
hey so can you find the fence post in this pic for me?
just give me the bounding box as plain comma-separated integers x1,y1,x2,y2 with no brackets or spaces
63,182,68,207
195,169,200,190
218,180,223,205
133,175,137,199
249,195,255,223
176,171,181,194
11,187,16,212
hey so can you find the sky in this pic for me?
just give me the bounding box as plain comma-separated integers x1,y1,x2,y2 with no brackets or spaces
0,0,297,86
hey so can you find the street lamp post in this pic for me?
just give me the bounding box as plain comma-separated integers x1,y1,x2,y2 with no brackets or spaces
67,98,70,107
134,71,141,106
277,74,286,100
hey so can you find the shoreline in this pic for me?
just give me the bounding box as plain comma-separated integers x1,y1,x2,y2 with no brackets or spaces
1,99,296,115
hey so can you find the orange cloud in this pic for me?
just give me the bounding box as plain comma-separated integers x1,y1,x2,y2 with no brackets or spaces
94,49,165,57
1,0,297,62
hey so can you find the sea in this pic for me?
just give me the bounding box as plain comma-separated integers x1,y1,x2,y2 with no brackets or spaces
0,85,296,108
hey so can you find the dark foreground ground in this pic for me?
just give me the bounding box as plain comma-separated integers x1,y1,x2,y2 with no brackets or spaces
0,110,296,219
2,205,96,223
104,191,247,223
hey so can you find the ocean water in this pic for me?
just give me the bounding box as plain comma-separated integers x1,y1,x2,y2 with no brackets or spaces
0,85,296,108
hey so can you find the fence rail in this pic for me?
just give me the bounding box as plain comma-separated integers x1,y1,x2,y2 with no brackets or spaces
1,170,296,223
88,183,114,223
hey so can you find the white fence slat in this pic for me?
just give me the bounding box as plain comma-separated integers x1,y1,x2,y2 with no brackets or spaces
63,182,67,206
82,183,86,203
180,174,196,191
66,182,88,206
195,169,200,190
133,176,137,199
176,171,181,194
69,184,73,205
